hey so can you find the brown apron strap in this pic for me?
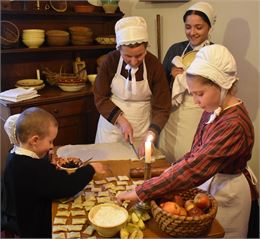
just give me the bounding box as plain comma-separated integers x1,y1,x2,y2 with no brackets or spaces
243,168,259,201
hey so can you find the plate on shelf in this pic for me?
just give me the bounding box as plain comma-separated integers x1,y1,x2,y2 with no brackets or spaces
15,83,45,91
87,0,102,6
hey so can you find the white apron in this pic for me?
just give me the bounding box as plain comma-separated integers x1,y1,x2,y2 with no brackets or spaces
159,93,202,162
198,173,251,238
95,57,152,144
159,43,203,162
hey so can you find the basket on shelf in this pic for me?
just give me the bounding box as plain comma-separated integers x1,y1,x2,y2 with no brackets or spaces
1,21,20,49
150,188,218,238
42,67,85,86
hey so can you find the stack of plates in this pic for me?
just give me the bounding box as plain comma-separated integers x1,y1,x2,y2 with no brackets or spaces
15,79,45,90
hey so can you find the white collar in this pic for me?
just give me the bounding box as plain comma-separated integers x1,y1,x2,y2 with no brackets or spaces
15,146,40,159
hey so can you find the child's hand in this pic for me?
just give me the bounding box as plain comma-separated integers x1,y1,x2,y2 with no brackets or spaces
90,162,107,174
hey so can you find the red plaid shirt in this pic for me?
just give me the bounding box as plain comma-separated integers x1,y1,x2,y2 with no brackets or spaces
136,103,254,201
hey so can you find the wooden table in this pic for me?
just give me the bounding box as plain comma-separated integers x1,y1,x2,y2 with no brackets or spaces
52,159,225,238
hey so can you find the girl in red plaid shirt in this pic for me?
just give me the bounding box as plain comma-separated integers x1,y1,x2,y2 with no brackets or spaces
117,44,257,238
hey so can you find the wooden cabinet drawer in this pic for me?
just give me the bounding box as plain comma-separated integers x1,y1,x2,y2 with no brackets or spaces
33,99,86,118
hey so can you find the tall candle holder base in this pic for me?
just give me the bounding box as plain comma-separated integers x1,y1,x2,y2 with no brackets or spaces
135,162,152,212
144,162,152,180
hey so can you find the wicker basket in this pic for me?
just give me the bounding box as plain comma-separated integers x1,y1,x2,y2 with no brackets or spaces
1,21,20,49
150,188,218,238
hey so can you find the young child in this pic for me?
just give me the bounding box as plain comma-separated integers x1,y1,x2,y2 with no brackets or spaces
2,107,106,238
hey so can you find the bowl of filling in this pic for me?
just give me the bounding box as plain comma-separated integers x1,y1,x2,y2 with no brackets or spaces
56,157,83,174
88,203,129,237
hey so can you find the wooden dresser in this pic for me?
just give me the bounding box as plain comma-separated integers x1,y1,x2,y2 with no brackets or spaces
1,1,123,172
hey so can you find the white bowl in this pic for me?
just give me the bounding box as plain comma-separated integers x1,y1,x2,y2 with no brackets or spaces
58,83,85,92
87,74,97,85
88,203,128,237
22,37,44,48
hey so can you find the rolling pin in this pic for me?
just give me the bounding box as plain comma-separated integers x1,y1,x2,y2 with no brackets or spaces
129,167,168,178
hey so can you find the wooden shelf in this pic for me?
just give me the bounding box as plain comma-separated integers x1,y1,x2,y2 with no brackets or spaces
1,9,124,18
1,44,116,54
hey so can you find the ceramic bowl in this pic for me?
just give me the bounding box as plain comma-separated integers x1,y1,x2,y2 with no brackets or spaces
22,37,44,48
74,4,96,13
88,203,128,237
56,157,82,174
58,83,85,92
46,30,70,46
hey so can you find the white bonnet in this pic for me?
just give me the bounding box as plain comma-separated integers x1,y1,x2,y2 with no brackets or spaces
4,113,20,145
186,44,238,89
187,1,216,27
115,16,149,48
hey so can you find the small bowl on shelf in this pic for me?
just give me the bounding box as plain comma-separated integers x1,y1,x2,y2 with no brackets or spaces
22,37,45,48
46,30,70,46
58,82,86,92
74,4,96,13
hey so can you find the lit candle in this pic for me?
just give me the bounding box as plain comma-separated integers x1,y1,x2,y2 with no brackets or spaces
145,140,152,163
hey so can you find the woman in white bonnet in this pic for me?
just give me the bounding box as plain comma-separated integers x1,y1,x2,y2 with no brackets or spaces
159,1,217,162
117,44,256,238
94,16,171,156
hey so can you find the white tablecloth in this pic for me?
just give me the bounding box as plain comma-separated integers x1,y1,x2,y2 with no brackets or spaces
57,142,164,162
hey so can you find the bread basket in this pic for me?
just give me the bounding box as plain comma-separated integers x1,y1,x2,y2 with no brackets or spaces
150,188,218,238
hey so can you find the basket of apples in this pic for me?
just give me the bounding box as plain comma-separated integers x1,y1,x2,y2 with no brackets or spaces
150,188,218,238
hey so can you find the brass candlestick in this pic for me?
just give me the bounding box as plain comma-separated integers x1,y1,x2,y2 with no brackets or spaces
144,162,152,180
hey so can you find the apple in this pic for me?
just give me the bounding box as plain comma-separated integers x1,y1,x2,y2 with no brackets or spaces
173,195,184,207
184,199,196,212
161,201,181,215
179,207,187,216
194,193,211,210
187,206,204,216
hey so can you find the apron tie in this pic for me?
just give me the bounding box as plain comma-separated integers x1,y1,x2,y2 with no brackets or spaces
125,64,138,95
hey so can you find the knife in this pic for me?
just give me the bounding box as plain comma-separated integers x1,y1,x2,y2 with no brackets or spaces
129,142,139,159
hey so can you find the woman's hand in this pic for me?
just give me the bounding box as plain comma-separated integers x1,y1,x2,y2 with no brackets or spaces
171,66,184,78
116,190,139,205
116,113,134,143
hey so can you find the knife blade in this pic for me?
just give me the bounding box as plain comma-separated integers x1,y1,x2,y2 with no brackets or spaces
129,142,139,159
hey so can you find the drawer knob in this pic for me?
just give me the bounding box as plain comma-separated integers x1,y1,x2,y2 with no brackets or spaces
53,109,59,114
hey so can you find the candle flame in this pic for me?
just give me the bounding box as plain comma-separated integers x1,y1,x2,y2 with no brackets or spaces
146,134,153,142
